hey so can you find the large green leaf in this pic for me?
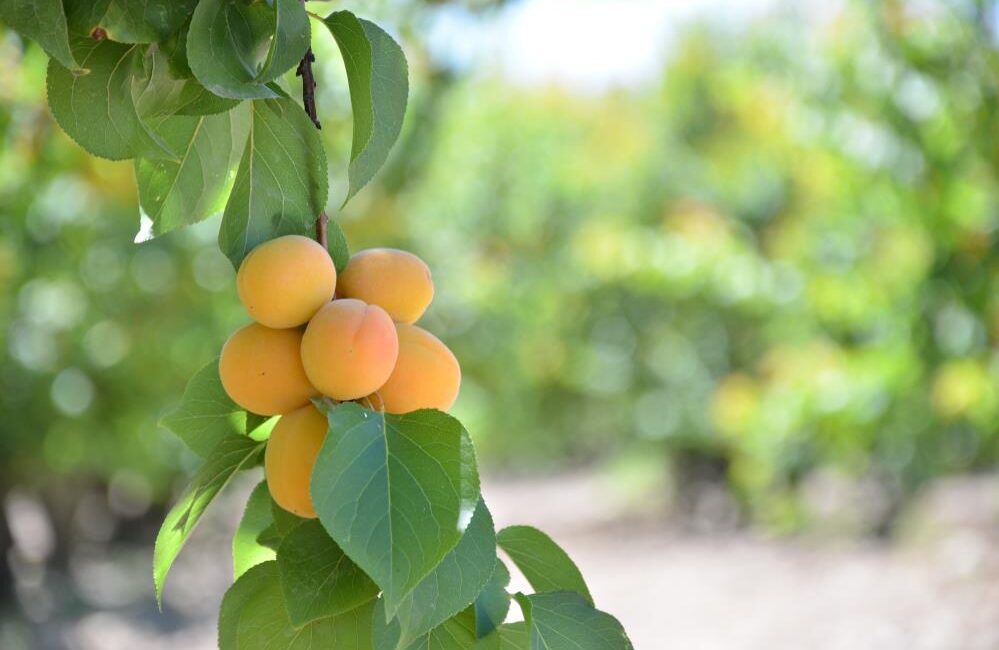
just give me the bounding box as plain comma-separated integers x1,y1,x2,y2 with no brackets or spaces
153,433,264,603
323,11,409,203
218,98,328,268
160,358,257,458
275,520,379,627
232,481,277,580
132,44,239,118
327,219,351,274
219,561,375,650
393,499,497,646
474,623,529,650
187,0,309,100
373,600,477,650
474,560,511,639
497,527,592,606
310,404,480,616
0,0,80,71
64,0,198,43
136,106,249,237
46,38,174,161
514,592,633,650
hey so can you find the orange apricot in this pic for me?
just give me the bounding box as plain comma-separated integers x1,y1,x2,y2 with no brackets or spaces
367,323,461,414
300,299,399,400
337,248,434,324
219,323,317,415
236,235,336,328
264,404,327,518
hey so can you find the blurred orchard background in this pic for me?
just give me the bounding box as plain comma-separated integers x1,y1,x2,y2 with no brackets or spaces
2,0,999,648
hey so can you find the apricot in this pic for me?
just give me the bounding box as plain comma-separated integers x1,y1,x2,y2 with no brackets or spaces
366,323,461,414
300,299,399,400
236,235,336,328
219,323,317,415
337,248,434,324
264,404,327,518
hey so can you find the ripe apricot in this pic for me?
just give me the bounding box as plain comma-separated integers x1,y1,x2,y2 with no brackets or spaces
300,299,399,400
337,248,434,324
236,235,336,328
367,323,461,414
265,404,327,518
219,323,317,415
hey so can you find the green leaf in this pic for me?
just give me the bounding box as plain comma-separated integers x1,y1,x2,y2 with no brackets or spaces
275,520,379,627
497,527,592,606
373,600,477,650
160,358,258,458
153,433,264,603
136,107,249,237
65,0,199,43
132,45,239,118
220,562,376,650
474,623,529,650
233,482,276,580
256,524,283,551
46,38,174,161
327,219,351,274
187,0,309,100
393,499,497,646
310,404,480,617
514,592,633,650
271,498,309,535
323,11,409,203
0,0,81,72
218,98,329,268
475,560,511,639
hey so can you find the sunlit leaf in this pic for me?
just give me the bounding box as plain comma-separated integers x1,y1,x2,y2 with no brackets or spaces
153,434,264,603
232,481,276,580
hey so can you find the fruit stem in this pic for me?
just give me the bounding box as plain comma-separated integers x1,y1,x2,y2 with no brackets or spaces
296,31,328,248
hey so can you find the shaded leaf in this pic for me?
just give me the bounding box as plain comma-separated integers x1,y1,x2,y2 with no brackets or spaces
475,560,511,639
276,520,379,627
373,600,477,650
136,106,248,237
394,499,497,646
232,481,276,580
218,98,328,268
65,0,198,43
497,527,592,606
154,434,264,603
310,403,480,616
323,11,409,203
46,38,174,161
514,592,633,650
474,623,529,650
132,44,238,118
219,562,375,650
0,0,80,71
187,0,308,100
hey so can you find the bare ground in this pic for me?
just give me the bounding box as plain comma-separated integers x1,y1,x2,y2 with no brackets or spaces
12,472,997,650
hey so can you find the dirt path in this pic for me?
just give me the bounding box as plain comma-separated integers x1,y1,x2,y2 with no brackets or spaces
45,473,999,650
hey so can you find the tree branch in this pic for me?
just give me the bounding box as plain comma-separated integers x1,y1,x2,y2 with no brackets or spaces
296,46,328,248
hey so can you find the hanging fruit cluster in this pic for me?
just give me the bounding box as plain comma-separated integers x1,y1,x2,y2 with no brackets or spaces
218,235,461,518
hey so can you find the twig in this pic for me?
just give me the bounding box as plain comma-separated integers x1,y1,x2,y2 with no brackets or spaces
296,46,328,247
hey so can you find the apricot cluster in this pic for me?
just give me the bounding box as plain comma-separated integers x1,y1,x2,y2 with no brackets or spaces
218,235,461,518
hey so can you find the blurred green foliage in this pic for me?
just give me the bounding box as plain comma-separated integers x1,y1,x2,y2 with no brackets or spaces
2,0,998,531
